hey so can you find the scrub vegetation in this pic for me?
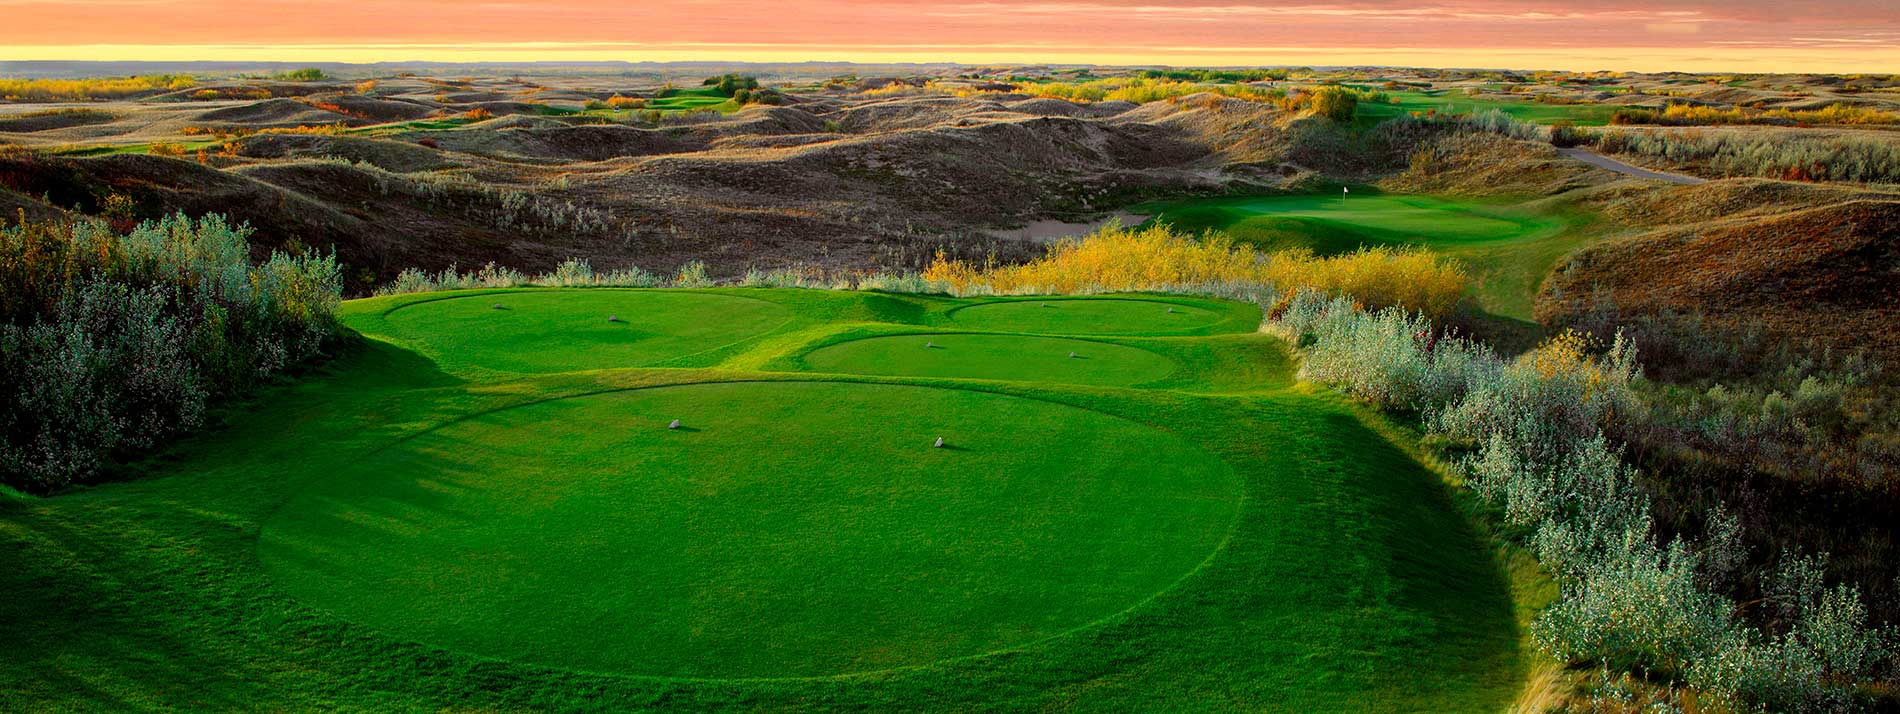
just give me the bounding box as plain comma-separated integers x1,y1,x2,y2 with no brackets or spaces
0,215,341,492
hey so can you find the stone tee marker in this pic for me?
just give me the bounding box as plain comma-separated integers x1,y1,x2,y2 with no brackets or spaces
607,315,619,323
668,419,681,430
934,437,945,448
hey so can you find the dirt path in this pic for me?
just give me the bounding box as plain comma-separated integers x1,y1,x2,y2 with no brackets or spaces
1558,147,1706,184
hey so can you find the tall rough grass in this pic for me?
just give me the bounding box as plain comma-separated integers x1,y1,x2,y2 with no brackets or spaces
0,75,195,102
1594,128,1900,184
1613,104,1900,127
921,223,1468,317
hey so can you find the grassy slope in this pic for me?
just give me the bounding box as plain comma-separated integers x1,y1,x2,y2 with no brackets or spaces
1136,193,1597,320
0,288,1528,712
1359,91,1619,126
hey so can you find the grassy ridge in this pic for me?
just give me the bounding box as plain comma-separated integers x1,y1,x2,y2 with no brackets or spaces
0,288,1528,711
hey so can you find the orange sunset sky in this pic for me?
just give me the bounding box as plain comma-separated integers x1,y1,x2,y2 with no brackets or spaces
3,0,1898,72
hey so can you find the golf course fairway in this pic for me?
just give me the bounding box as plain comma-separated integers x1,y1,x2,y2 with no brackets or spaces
1138,193,1594,318
0,288,1534,712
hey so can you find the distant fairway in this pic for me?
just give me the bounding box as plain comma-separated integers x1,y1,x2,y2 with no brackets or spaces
1358,90,1620,126
260,381,1238,678
1140,193,1591,319
803,334,1177,385
2,288,1528,712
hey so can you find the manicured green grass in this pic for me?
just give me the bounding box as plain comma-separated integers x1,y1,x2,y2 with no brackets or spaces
802,334,1177,386
643,87,742,114
372,290,790,372
1138,193,1597,320
0,288,1530,712
262,381,1237,679
947,297,1238,335
1360,91,1619,126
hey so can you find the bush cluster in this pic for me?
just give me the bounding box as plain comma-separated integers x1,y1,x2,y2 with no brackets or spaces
1612,104,1900,128
0,74,194,102
0,214,341,492
1270,292,1899,711
704,74,760,97
1593,128,1900,184
920,223,1467,317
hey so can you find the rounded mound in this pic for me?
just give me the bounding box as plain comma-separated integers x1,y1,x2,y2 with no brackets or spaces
258,382,1239,679
803,334,1175,386
950,298,1224,335
380,290,789,372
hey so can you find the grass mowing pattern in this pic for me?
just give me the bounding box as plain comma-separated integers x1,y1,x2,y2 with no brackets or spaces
1142,194,1555,254
1358,91,1620,126
260,381,1238,679
802,334,1177,386
0,288,1529,712
376,290,790,372
1139,193,1592,320
948,297,1229,335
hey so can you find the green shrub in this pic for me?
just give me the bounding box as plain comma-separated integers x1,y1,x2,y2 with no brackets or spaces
1549,122,1595,148
0,215,341,491
1310,86,1358,122
1269,290,1898,711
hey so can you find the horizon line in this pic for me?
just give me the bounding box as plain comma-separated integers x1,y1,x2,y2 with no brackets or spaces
5,43,1899,75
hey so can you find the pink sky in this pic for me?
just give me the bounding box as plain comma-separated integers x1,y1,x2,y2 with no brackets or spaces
3,0,1898,72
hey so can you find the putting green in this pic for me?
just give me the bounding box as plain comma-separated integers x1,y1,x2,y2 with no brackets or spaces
949,298,1225,335
257,381,1239,680
376,290,789,372
802,334,1175,386
1141,194,1559,255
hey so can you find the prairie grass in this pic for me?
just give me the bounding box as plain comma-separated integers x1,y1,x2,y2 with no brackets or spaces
1594,128,1900,183
1613,104,1900,127
921,223,1467,317
0,75,194,102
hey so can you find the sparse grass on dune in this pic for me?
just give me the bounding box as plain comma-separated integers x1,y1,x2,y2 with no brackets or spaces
0,287,1529,712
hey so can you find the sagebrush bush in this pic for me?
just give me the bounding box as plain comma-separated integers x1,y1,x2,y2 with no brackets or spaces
0,215,340,491
1269,291,1899,711
1595,128,1900,183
